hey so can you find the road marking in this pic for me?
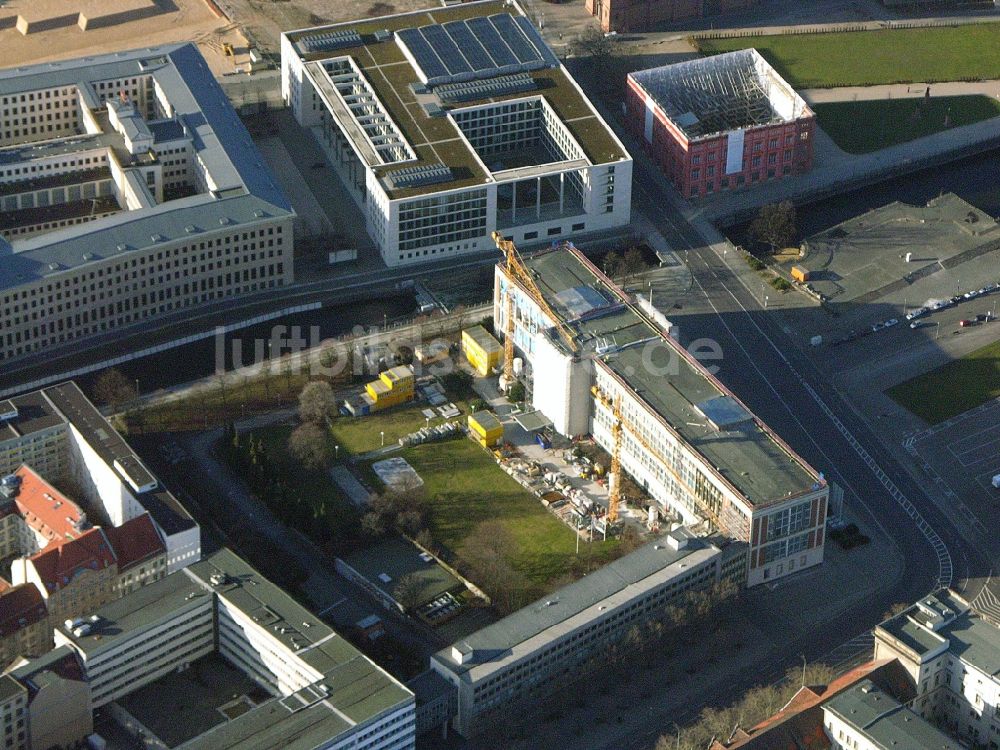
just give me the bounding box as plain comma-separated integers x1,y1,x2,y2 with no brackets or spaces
316,597,347,616
650,205,955,591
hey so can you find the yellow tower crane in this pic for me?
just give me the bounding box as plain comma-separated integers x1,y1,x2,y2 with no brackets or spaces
592,385,724,532
607,394,623,524
491,231,577,391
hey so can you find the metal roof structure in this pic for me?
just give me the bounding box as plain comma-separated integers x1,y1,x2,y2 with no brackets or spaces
630,49,811,141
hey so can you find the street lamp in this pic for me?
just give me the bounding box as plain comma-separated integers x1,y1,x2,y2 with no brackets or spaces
671,722,681,750
380,430,385,448
135,379,140,400
334,445,340,461
764,295,769,309
800,654,807,686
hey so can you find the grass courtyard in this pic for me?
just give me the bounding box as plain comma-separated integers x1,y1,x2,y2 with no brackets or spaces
814,95,1000,154
887,339,1000,424
384,439,620,596
697,24,1000,88
328,398,473,457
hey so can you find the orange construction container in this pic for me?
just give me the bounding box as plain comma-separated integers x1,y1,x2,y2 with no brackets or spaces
790,265,810,283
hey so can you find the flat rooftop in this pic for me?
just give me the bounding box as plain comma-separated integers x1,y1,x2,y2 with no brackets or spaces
792,193,1000,305
340,536,462,611
877,589,1000,676
824,679,961,750
518,247,821,506
285,0,627,200
58,548,413,749
434,534,734,682
0,42,292,290
630,49,810,141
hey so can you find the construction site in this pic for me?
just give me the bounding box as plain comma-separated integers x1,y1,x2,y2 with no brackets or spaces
0,0,251,76
626,49,815,198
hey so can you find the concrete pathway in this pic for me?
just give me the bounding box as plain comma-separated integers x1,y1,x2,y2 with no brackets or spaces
802,79,1000,104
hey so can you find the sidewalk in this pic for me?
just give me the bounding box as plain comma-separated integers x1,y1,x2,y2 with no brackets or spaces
802,79,1000,104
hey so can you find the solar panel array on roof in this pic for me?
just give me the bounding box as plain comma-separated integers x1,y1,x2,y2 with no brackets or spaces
435,73,537,103
385,162,453,189
396,14,557,87
300,29,363,54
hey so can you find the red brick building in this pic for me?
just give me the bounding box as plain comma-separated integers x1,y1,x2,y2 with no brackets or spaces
587,0,760,33
626,49,815,199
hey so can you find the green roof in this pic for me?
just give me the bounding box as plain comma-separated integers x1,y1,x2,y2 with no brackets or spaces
286,1,627,200
340,536,462,611
517,247,821,506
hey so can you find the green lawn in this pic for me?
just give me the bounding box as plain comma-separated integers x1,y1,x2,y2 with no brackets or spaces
329,399,473,457
698,25,1000,88
389,439,619,594
887,339,1000,424
814,95,1000,154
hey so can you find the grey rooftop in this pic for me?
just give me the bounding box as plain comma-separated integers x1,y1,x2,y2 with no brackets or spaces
0,42,292,290
516,247,822,506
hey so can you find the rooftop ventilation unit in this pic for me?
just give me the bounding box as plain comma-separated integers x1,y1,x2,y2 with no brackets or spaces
300,29,363,54
435,72,537,103
385,162,452,190
373,29,392,42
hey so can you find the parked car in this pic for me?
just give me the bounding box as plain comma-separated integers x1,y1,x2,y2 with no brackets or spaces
884,318,899,328
959,319,973,327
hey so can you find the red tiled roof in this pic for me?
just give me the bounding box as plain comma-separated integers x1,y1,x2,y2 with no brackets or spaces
28,528,115,594
12,465,85,546
104,513,165,571
0,584,47,638
720,660,910,750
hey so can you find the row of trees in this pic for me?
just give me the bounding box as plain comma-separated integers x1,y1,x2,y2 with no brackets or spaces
476,579,742,745
221,423,360,551
602,245,647,284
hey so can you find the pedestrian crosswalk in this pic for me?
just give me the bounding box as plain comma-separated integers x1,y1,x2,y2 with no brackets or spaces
971,584,1000,626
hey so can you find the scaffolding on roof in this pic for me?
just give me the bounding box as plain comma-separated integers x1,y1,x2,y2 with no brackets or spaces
632,49,809,140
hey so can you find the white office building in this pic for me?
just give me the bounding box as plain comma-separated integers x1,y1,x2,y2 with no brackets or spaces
0,382,200,574
495,245,829,587
280,0,631,267
874,589,1000,749
0,43,294,362
54,548,416,750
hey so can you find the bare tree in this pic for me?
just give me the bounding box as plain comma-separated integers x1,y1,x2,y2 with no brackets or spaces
458,521,527,614
621,246,646,283
602,250,623,279
287,423,331,470
392,572,425,613
570,27,616,61
92,369,135,411
298,381,336,424
750,201,797,255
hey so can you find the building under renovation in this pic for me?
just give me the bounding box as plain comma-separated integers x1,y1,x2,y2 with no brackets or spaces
494,243,829,588
626,49,814,199
280,0,631,267
587,0,759,33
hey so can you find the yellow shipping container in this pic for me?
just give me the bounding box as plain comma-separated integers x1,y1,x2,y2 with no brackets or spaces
468,410,504,448
365,365,414,411
462,326,502,377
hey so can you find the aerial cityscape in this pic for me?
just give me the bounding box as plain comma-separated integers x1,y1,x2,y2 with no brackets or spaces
0,0,999,748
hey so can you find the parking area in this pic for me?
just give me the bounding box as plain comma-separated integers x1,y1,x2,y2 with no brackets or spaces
908,397,1000,538
777,194,1000,348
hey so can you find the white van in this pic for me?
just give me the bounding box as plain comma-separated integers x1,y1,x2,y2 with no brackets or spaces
992,474,1000,489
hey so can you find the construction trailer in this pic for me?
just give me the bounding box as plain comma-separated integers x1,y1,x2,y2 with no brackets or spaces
468,411,504,448
362,365,415,413
461,326,502,377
